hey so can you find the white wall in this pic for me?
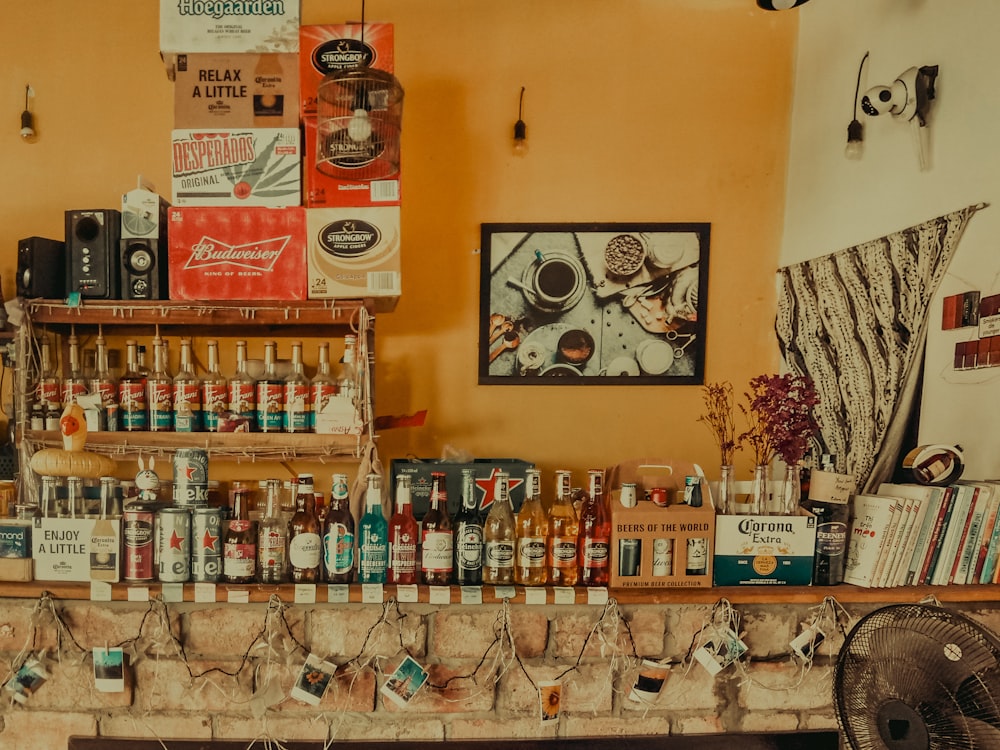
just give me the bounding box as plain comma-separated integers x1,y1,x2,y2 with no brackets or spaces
781,0,1000,479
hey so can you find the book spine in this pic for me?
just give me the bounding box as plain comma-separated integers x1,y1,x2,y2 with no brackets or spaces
935,486,973,586
920,487,955,584
905,489,941,585
953,490,984,584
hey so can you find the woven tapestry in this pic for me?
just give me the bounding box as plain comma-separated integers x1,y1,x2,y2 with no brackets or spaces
775,204,985,493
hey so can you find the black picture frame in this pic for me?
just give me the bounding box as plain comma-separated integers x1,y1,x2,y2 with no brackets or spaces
479,222,710,385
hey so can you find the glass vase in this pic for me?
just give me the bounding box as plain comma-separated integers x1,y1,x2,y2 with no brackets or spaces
777,463,801,516
749,464,769,515
716,464,735,515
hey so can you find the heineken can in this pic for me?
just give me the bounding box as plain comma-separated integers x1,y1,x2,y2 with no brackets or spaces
191,506,224,583
173,448,209,506
157,508,191,583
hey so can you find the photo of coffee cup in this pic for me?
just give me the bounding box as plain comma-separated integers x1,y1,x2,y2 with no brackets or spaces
529,254,585,310
635,338,675,375
557,328,595,365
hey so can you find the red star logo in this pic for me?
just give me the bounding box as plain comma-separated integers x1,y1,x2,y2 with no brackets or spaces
169,530,184,550
202,528,219,550
185,466,197,480
475,468,525,511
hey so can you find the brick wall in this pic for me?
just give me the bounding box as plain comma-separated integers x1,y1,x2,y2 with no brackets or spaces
2,596,992,749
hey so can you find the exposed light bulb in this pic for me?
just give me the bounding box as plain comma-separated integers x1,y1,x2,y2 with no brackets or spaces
513,119,527,156
20,110,36,142
347,108,372,142
845,119,864,161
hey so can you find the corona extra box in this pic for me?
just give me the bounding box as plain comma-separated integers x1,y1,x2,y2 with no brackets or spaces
160,0,300,80
173,53,300,128
299,23,394,118
171,129,301,207
713,510,817,586
168,206,307,300
306,206,401,311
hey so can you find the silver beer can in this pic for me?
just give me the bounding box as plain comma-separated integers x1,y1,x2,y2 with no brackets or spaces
191,506,223,583
173,448,209,506
157,507,192,582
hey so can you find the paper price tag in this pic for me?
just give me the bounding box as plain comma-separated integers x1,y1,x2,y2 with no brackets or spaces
586,587,609,606
127,586,150,602
294,584,317,604
227,589,250,604
460,586,483,605
396,584,419,603
90,581,112,602
361,584,384,604
160,583,184,603
553,587,576,605
193,583,216,603
327,584,350,603
428,586,451,605
493,585,516,600
525,588,547,605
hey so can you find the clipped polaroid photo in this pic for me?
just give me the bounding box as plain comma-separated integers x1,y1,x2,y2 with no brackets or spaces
693,626,748,677
3,654,50,704
93,647,125,693
790,625,826,663
538,680,562,723
381,655,429,708
628,659,670,703
290,653,337,706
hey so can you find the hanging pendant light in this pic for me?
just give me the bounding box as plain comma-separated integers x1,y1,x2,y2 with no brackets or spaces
756,0,812,9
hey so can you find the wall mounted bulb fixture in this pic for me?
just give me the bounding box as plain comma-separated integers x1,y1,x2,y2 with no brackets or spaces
756,0,812,10
20,84,36,143
513,86,527,155
845,52,869,161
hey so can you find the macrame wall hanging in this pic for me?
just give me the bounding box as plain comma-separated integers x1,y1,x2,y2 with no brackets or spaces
775,202,987,493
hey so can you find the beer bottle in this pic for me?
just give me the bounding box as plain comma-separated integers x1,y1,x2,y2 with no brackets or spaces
223,486,257,584
483,470,516,585
90,330,118,431
453,468,484,586
578,470,610,587
515,469,548,586
147,335,173,432
547,469,579,586
36,335,62,419
61,333,88,407
338,335,359,410
89,476,120,581
173,337,201,432
257,478,287,583
324,472,355,583
421,471,454,585
388,475,419,584
256,340,284,433
119,339,148,432
283,340,311,433
228,339,257,430
201,339,228,432
288,474,322,583
358,473,388,584
310,342,337,431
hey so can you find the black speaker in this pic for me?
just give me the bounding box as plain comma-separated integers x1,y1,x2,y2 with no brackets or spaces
65,209,121,299
120,239,168,300
17,236,66,299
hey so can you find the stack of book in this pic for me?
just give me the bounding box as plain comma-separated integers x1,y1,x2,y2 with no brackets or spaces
843,481,1000,588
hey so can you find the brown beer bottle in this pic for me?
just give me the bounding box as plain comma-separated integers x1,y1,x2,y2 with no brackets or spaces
578,470,610,587
288,473,322,583
421,472,454,585
223,486,257,584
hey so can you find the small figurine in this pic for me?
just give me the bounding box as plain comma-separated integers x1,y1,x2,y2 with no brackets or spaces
135,457,160,504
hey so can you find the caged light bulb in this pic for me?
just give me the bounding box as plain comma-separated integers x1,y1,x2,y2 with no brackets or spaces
347,108,372,142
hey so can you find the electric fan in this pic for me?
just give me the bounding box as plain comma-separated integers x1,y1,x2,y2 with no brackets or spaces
835,603,1000,749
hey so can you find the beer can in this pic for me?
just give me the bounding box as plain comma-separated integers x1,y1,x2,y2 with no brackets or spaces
650,487,669,507
652,538,673,577
619,538,641,576
157,507,192,583
124,508,156,582
191,506,224,582
173,448,209,506
619,482,638,508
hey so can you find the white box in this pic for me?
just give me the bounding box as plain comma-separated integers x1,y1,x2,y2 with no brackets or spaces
32,517,121,583
171,129,301,207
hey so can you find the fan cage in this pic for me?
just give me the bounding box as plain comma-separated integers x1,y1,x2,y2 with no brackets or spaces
316,68,403,181
835,604,1000,750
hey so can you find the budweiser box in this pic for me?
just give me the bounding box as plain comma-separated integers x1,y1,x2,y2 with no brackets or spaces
299,23,395,118
160,0,300,80
173,53,300,128
390,458,534,520
168,206,307,300
713,510,817,586
303,116,401,208
607,459,714,589
306,206,401,311
171,129,301,207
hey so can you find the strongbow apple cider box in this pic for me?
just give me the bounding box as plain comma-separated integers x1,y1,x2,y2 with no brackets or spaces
159,0,301,80
306,207,401,311
168,206,307,300
303,116,401,208
171,129,301,206
299,23,395,118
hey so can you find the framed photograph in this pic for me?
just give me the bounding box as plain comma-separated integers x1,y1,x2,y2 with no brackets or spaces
479,222,710,385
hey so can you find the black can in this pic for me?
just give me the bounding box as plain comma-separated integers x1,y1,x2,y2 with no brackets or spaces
191,507,224,583
804,498,849,585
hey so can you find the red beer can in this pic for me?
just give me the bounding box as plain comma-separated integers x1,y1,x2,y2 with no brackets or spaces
124,508,156,582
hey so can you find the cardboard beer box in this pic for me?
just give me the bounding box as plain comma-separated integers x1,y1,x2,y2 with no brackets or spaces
299,23,395,118
171,129,301,207
159,0,300,80
173,53,300,129
0,521,33,582
306,206,401,311
168,206,307,300
390,458,534,520
713,510,817,586
303,116,402,209
32,517,121,583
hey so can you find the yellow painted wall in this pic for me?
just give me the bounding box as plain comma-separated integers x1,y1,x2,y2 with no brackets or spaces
0,1,796,490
